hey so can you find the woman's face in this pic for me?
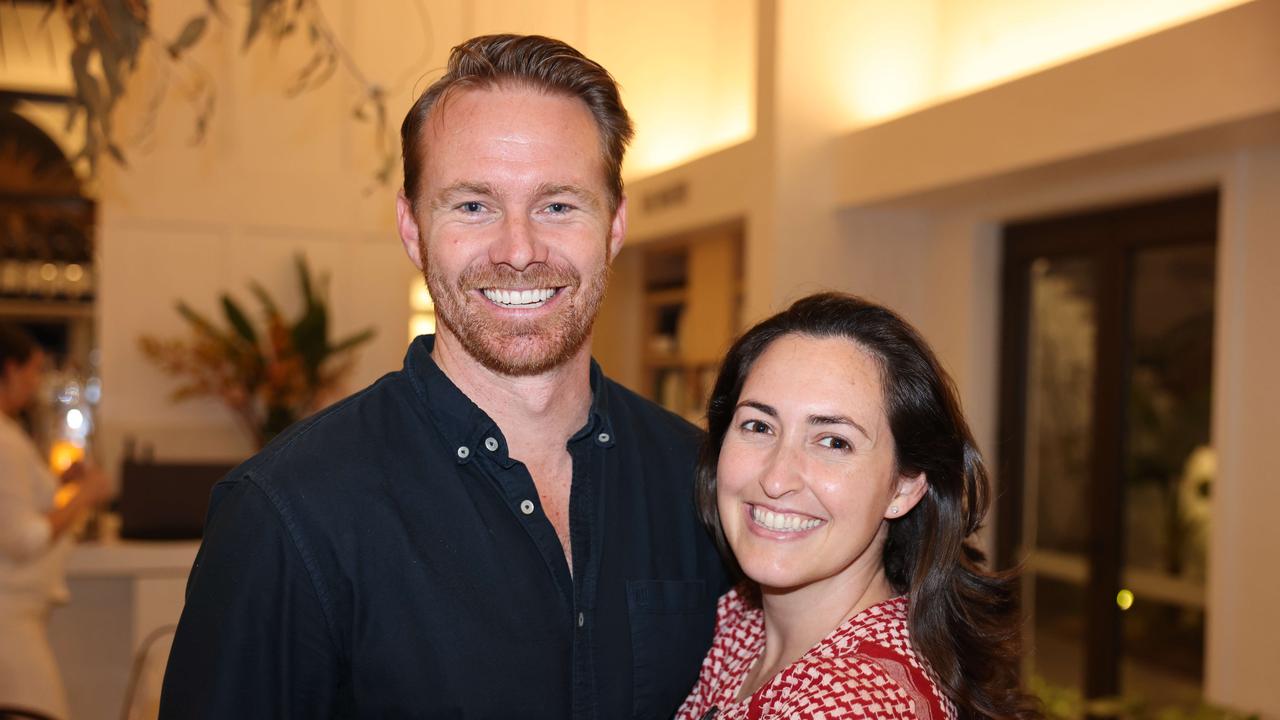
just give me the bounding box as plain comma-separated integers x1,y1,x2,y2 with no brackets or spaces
716,334,925,595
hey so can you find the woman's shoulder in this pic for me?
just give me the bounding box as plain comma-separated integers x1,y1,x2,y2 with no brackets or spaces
766,650,952,720
710,585,765,651
772,596,955,719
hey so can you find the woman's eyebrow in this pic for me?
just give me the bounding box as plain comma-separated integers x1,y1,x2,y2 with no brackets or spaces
738,401,871,441
737,400,777,417
809,414,870,440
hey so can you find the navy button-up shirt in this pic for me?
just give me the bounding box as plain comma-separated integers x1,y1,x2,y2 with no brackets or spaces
160,336,728,719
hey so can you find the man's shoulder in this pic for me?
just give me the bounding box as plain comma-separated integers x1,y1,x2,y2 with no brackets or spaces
598,373,702,447
225,368,427,499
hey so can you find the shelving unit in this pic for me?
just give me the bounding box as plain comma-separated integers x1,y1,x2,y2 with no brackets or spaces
636,222,743,423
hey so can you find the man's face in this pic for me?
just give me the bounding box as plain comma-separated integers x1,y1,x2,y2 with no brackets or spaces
397,86,626,377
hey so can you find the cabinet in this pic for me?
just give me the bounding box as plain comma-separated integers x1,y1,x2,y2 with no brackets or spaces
638,224,742,422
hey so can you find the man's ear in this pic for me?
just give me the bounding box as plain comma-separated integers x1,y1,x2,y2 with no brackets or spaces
396,190,425,270
607,195,627,261
885,472,929,519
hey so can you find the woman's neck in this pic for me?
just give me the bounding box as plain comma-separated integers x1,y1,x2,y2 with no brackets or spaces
736,560,896,701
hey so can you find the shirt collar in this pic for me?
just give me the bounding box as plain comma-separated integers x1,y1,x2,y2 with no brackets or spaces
403,335,616,469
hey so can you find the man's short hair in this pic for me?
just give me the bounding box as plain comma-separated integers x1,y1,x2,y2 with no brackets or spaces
400,34,634,213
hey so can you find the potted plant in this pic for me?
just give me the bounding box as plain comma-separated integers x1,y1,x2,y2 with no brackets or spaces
139,254,375,447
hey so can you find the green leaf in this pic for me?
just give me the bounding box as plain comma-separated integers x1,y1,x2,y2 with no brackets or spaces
248,281,281,320
63,104,80,134
328,328,376,356
106,143,128,166
243,0,276,49
291,301,328,380
221,294,258,346
70,45,102,114
294,254,316,308
176,301,233,348
168,15,209,59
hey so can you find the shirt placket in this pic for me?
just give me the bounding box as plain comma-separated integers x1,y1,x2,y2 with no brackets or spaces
567,433,605,720
461,430,576,605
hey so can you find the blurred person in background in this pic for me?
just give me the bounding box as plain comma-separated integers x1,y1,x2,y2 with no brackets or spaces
0,323,112,720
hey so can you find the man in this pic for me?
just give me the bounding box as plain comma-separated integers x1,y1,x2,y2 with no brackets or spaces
160,34,727,719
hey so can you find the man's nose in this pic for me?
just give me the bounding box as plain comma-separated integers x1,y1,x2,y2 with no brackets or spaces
488,214,545,270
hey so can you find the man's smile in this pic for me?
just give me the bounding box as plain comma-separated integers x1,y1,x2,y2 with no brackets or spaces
480,287,562,308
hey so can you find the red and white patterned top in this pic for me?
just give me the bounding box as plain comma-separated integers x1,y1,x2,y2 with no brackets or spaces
676,588,956,720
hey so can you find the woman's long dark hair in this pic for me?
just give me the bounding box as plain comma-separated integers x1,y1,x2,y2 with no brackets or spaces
695,292,1040,720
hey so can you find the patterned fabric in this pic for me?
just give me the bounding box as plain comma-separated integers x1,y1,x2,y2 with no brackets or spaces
677,588,957,720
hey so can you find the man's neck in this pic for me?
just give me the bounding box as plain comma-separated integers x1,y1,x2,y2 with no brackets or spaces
431,331,594,459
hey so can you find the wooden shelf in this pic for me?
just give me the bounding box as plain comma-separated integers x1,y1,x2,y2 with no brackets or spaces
643,287,687,306
0,298,94,319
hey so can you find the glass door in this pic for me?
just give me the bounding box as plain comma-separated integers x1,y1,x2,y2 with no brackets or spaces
997,191,1217,706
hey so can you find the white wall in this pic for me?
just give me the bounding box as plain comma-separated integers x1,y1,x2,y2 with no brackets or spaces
1208,140,1280,715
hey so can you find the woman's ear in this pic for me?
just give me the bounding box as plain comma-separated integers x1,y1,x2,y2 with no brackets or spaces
885,472,928,519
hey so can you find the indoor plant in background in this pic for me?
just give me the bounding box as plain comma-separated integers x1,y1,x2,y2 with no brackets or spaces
1032,677,1258,720
139,254,375,448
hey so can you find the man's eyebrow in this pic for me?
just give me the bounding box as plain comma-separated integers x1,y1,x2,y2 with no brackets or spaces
432,182,498,208
534,183,602,208
809,414,871,441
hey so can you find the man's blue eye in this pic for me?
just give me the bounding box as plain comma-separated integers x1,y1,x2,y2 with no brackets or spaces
548,203,570,213
461,202,483,212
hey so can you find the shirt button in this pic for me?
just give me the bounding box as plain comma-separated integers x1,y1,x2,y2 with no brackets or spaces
577,612,585,627
597,432,611,443
484,437,499,452
519,499,535,515
456,446,470,459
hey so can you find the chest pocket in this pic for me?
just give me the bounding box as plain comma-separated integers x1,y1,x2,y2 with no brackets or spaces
626,579,715,719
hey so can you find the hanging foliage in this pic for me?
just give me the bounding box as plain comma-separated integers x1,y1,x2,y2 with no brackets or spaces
54,0,396,184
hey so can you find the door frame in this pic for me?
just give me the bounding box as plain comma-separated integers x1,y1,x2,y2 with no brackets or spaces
995,189,1219,699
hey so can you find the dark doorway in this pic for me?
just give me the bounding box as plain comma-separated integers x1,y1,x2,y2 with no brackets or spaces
997,191,1217,706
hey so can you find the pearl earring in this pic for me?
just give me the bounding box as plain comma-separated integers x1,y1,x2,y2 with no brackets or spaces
889,505,899,516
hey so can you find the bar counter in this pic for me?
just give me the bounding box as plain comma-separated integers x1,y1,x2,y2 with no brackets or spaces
48,539,199,720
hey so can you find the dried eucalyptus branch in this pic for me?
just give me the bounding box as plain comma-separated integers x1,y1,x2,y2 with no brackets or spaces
58,0,400,186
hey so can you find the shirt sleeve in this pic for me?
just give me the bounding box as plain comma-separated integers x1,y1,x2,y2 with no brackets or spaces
159,477,346,718
0,436,54,563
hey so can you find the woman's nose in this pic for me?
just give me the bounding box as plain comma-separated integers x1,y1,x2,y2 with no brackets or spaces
759,444,804,498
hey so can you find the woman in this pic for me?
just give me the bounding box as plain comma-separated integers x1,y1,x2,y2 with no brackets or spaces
677,293,1039,720
0,324,110,720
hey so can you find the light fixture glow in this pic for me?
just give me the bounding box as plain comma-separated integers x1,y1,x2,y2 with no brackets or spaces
1116,589,1135,611
410,281,434,312
49,440,83,475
